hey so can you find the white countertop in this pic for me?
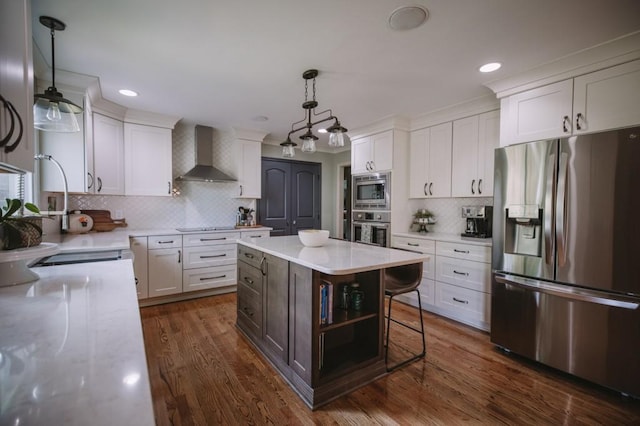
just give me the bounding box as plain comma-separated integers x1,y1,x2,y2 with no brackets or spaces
238,235,429,275
0,260,154,426
393,231,493,247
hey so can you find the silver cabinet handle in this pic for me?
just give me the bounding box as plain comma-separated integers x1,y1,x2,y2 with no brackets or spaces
453,248,469,254
576,112,584,130
168,181,171,195
453,270,469,276
407,242,419,247
429,182,433,196
200,237,227,241
244,252,255,259
239,184,243,196
178,249,181,263
453,297,469,304
423,182,428,196
200,275,226,281
478,178,483,194
260,256,267,276
562,115,570,133
87,172,94,189
97,177,103,192
199,254,227,259
158,240,174,244
471,179,476,195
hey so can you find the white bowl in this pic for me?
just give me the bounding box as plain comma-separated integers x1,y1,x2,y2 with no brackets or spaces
298,229,330,247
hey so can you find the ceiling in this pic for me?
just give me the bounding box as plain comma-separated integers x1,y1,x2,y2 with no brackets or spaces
30,0,640,150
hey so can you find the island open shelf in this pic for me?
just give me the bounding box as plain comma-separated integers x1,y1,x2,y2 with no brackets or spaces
235,236,428,409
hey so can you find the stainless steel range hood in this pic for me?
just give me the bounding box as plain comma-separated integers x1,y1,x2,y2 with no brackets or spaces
176,125,236,182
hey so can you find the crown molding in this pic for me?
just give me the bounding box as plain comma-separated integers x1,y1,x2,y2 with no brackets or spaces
347,115,411,140
233,127,269,142
485,31,640,98
409,95,499,131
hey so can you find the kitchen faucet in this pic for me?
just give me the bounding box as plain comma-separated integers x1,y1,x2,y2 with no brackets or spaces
34,154,69,231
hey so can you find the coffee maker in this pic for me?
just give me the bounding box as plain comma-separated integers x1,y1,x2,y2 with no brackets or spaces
461,205,493,238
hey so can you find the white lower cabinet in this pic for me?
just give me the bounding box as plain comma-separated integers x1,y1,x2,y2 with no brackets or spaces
392,234,491,331
148,235,183,297
182,232,240,292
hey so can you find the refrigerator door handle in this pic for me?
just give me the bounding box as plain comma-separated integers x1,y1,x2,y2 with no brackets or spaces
544,153,556,265
556,152,569,266
495,274,640,310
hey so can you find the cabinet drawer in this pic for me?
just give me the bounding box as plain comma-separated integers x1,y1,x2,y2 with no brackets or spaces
183,244,237,269
240,230,270,240
183,264,237,292
435,257,491,293
237,261,263,294
148,235,182,249
182,232,240,247
436,241,490,263
238,244,263,269
422,258,435,280
435,282,490,324
237,281,262,336
392,236,435,254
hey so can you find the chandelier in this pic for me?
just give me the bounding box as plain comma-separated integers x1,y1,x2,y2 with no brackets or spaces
280,69,348,158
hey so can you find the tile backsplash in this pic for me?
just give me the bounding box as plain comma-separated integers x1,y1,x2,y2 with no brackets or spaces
406,197,493,235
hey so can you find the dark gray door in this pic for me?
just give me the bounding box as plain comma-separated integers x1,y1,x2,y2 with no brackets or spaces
258,158,321,236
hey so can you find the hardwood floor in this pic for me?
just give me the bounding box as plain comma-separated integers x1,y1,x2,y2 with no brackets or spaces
140,293,640,425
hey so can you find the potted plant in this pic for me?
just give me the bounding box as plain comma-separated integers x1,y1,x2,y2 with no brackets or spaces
0,198,44,250
412,209,435,233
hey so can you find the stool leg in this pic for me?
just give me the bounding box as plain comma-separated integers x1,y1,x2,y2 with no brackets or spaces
416,289,426,357
385,289,426,372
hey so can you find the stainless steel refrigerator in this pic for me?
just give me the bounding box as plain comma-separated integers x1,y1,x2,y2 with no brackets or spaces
491,126,640,397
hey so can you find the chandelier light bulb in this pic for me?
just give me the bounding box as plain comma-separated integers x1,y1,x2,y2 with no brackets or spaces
46,102,62,121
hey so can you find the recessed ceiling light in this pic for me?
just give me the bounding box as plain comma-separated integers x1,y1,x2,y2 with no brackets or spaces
479,62,502,73
252,115,269,122
118,89,138,97
389,6,429,31
317,128,327,134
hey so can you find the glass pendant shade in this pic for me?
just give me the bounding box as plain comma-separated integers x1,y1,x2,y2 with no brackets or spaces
34,96,81,132
301,138,316,153
282,144,296,158
328,131,345,147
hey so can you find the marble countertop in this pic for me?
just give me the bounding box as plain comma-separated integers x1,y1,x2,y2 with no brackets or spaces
392,231,493,247
0,260,154,426
238,235,428,275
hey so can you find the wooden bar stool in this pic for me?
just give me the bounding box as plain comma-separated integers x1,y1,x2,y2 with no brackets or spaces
384,262,426,372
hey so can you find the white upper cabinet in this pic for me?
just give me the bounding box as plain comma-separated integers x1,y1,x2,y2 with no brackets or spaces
452,110,500,197
573,60,640,135
124,122,172,196
234,138,262,199
409,122,452,198
351,130,393,174
0,0,34,172
93,113,125,195
500,60,640,145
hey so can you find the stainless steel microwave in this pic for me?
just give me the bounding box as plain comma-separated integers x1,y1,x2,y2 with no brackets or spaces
353,172,390,210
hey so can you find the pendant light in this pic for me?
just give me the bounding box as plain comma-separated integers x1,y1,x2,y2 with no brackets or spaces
280,69,347,157
33,16,83,133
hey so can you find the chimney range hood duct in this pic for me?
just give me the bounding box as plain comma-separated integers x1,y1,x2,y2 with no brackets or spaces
176,125,236,182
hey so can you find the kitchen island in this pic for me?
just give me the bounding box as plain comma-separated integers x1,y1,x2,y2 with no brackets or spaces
236,236,428,409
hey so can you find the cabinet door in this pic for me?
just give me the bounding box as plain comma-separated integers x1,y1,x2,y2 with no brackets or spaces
452,115,479,197
507,79,573,144
573,60,640,135
289,262,313,384
370,130,393,172
0,0,34,172
39,89,88,193
93,113,124,195
477,110,500,197
124,123,172,196
148,247,183,297
263,253,289,363
409,128,429,198
351,136,371,174
235,139,261,198
428,122,452,198
130,237,149,299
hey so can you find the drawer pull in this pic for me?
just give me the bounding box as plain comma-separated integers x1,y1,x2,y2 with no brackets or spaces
200,237,227,241
158,240,174,244
244,277,254,285
453,270,469,276
453,297,469,304
200,254,227,259
407,242,419,247
244,253,255,259
453,249,469,254
200,275,226,281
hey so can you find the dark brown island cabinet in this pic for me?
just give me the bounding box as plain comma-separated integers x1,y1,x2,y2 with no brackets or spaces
236,237,426,409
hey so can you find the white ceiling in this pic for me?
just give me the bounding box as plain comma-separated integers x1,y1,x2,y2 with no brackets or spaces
31,0,640,148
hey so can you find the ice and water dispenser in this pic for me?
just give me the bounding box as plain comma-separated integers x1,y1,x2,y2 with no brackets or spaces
504,204,543,257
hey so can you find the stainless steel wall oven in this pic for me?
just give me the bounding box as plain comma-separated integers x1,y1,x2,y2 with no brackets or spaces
351,211,390,247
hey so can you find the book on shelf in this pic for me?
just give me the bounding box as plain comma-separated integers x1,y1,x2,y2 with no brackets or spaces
319,281,333,325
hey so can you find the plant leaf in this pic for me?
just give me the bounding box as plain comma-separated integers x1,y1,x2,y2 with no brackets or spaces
24,202,40,214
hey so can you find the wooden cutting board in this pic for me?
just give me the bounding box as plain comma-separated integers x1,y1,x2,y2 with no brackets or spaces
81,210,114,223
